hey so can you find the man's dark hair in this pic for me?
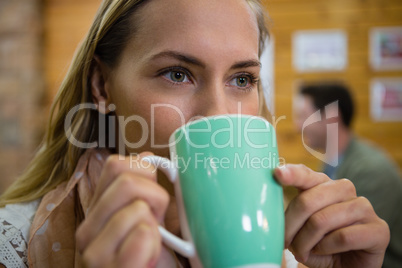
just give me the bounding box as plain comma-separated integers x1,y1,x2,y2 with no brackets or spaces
299,82,355,128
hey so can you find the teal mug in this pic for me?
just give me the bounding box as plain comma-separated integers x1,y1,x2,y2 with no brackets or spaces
144,115,284,268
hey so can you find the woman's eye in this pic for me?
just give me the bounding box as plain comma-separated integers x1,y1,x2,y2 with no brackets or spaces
163,71,190,83
229,75,252,88
236,77,249,87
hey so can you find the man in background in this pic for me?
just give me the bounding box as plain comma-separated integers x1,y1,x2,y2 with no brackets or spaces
293,82,402,268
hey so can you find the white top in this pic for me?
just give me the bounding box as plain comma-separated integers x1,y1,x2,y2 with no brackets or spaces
0,199,40,268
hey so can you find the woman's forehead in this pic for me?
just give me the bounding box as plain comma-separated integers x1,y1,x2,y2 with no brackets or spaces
125,0,260,64
136,0,258,35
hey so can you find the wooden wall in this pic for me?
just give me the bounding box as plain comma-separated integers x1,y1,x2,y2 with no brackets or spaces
44,0,100,99
43,0,402,172
0,0,43,192
264,0,402,171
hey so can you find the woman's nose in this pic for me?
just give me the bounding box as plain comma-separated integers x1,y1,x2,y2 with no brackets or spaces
196,84,231,117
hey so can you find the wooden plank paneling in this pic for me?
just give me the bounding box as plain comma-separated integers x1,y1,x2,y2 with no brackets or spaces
264,0,402,172
44,0,101,100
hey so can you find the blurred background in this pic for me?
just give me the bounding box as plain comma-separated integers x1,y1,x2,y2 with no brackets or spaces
0,0,401,192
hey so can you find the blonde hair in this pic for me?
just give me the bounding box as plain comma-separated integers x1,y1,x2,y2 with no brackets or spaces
0,0,271,206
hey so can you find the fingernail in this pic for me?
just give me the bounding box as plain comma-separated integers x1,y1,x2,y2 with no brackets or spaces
288,245,295,254
275,165,289,179
288,245,307,263
274,167,281,177
288,247,302,263
139,151,155,157
148,259,157,268
293,253,307,263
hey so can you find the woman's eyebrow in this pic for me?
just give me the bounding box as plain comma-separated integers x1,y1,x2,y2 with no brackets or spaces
149,50,206,68
149,50,260,70
230,60,261,70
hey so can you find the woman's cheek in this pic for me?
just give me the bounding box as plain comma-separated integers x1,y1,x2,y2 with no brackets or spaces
150,107,188,156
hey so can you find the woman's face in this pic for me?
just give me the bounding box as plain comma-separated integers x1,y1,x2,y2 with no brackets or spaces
103,0,261,156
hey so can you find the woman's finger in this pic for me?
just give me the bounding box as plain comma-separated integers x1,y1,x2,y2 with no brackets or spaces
92,153,157,204
77,173,169,252
289,196,372,262
306,222,388,268
284,178,356,248
117,223,160,268
80,200,160,265
312,205,389,257
274,164,329,191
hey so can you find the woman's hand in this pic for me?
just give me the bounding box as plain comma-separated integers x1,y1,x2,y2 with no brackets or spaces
275,164,390,268
76,153,170,268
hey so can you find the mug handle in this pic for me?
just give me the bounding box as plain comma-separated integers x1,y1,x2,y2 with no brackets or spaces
142,155,196,258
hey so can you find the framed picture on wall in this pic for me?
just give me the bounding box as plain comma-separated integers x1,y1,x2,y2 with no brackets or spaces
370,78,402,121
292,29,348,72
370,27,402,71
